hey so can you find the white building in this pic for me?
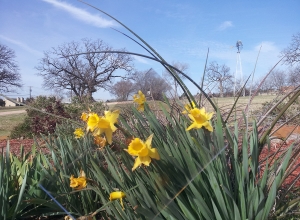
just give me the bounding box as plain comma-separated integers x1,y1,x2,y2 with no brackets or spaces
4,97,25,107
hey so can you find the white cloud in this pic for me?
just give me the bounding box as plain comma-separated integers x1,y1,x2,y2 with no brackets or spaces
218,21,233,31
156,38,232,58
42,0,116,28
0,35,42,55
254,41,278,53
133,55,149,64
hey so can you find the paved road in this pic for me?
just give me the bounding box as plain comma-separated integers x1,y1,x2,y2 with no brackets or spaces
0,110,26,116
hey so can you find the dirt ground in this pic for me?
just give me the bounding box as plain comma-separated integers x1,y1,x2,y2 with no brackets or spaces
0,109,26,116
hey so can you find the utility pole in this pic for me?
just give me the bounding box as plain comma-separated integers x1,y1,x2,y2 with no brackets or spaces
29,86,32,99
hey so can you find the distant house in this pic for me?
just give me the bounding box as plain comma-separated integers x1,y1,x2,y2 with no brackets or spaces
280,86,295,94
4,97,25,107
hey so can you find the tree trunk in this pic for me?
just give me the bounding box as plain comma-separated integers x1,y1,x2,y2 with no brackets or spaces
219,81,224,98
87,91,95,102
175,81,178,99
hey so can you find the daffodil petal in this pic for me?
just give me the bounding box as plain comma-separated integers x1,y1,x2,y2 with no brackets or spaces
186,123,197,131
110,191,126,201
203,121,213,132
206,112,214,120
132,156,142,171
148,148,160,160
105,110,120,124
139,156,151,166
105,129,113,144
87,113,99,132
188,114,196,122
145,134,154,147
110,124,117,132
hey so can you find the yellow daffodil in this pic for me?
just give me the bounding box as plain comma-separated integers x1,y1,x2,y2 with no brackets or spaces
86,113,100,131
133,90,146,112
186,107,213,132
86,110,120,144
126,134,160,171
74,128,84,139
81,112,89,122
70,175,87,190
182,101,196,114
110,191,126,210
94,136,106,148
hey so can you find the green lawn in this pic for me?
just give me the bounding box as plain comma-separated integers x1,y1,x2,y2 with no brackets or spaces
0,113,27,138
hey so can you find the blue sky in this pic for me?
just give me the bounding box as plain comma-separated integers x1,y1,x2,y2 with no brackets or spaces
0,0,299,100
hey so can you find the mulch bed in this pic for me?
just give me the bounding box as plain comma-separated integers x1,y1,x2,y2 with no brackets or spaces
259,139,300,188
0,139,50,155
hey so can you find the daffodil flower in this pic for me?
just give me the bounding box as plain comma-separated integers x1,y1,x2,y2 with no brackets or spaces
133,90,146,112
70,175,87,190
110,191,126,210
86,110,120,144
94,136,106,148
125,134,160,171
74,128,84,139
81,112,89,122
182,101,196,114
186,107,213,132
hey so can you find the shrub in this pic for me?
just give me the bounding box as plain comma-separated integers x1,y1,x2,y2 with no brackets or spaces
10,116,33,139
10,96,107,138
64,96,107,120
27,96,71,135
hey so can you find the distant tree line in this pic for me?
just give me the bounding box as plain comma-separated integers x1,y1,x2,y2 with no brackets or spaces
202,64,299,98
108,68,172,101
203,33,300,97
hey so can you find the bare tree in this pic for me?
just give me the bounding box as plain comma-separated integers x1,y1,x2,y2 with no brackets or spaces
269,69,287,92
288,65,300,86
222,77,234,96
36,39,134,100
259,76,273,94
163,62,189,99
205,62,233,97
133,68,171,100
281,33,300,65
0,44,22,92
108,79,135,101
